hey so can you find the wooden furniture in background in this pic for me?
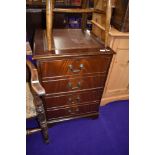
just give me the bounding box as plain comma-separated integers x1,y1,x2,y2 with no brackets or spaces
111,0,129,32
26,2,45,48
26,0,93,49
33,0,114,126
26,45,49,143
91,0,129,105
46,0,112,50
101,27,128,105
91,0,112,47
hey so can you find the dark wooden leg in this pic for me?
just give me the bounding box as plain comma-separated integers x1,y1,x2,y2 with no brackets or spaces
34,95,49,143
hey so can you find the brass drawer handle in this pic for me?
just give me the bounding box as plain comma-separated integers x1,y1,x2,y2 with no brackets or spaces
76,96,80,102
68,97,75,104
68,64,84,73
68,96,80,103
67,108,79,113
68,82,81,90
68,97,72,102
67,109,72,113
75,107,79,112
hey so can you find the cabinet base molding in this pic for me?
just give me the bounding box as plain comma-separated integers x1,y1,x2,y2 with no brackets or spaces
47,112,99,124
100,94,129,106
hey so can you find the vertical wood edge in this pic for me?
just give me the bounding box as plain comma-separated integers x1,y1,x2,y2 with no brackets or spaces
46,0,55,51
105,0,112,48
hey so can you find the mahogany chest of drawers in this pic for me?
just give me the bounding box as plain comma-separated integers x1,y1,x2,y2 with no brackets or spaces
33,29,114,124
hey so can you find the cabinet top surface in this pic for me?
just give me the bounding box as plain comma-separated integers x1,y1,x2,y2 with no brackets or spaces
51,29,104,50
33,29,114,59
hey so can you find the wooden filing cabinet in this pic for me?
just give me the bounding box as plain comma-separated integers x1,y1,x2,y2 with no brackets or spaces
33,29,114,124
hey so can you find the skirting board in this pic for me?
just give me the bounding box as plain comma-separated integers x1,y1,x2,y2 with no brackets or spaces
100,94,129,106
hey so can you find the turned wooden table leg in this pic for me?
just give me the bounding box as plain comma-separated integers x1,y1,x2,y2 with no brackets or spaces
33,95,49,143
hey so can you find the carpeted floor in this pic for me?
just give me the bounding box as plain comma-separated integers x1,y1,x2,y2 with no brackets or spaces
26,100,129,155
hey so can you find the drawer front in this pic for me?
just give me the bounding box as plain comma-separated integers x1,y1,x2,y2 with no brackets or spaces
44,90,103,109
46,102,99,120
42,75,106,95
39,56,111,78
